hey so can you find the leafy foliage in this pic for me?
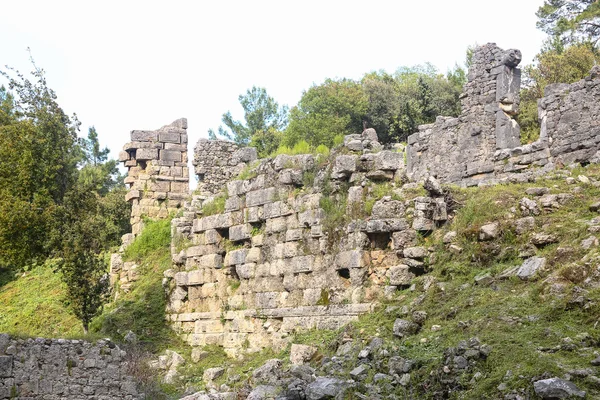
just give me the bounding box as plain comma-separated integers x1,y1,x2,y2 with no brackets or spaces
209,86,288,156
537,0,600,46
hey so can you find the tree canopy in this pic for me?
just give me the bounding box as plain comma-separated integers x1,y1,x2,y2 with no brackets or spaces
537,0,600,45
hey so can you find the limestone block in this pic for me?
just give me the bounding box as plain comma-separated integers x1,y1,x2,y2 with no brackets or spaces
273,154,292,171
387,265,415,286
246,187,276,207
198,254,223,269
285,229,303,242
251,234,264,247
255,292,280,309
136,148,159,160
371,197,405,219
110,253,123,273
290,344,318,365
246,247,263,264
298,208,325,227
279,168,304,186
159,131,181,143
236,263,256,279
303,288,323,306
118,151,130,161
131,130,158,142
333,155,357,177
291,255,314,274
266,217,288,234
366,218,408,233
335,250,369,269
264,201,293,219
174,272,188,286
245,206,263,223
186,245,220,257
204,229,221,245
374,151,403,171
226,249,248,266
225,196,243,212
229,224,251,242
160,150,182,162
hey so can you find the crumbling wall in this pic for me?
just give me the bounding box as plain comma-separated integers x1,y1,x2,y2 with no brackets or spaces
0,334,141,399
541,65,600,166
407,43,524,185
407,44,600,186
193,139,258,196
165,130,448,355
119,118,189,236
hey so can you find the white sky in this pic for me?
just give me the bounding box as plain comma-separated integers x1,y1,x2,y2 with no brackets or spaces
1,0,547,173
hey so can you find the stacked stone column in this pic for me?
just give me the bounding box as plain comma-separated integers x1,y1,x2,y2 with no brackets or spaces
119,118,190,236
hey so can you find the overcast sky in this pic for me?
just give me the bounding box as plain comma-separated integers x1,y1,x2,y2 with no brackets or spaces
1,0,547,168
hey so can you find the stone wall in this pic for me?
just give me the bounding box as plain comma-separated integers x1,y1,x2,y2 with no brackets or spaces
0,334,141,399
542,65,600,166
193,139,258,196
119,118,190,236
406,44,600,186
164,131,448,355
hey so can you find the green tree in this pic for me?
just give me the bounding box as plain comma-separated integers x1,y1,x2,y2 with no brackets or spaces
0,62,80,268
284,78,368,148
537,0,600,45
78,126,123,195
209,86,288,150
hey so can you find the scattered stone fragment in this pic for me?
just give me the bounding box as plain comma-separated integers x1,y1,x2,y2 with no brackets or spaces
474,272,493,286
520,197,540,216
393,319,419,338
581,236,599,249
305,377,349,400
203,367,225,383
479,223,499,241
290,344,318,365
516,257,545,280
349,364,369,378
443,231,457,243
533,377,586,399
525,187,549,196
531,233,558,246
514,216,535,235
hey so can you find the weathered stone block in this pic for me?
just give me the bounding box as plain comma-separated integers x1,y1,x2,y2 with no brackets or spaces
136,148,159,160
335,250,369,269
246,188,276,207
374,151,403,170
159,131,181,143
160,150,182,162
0,355,13,377
131,130,158,142
387,265,415,286
229,224,251,242
236,263,256,279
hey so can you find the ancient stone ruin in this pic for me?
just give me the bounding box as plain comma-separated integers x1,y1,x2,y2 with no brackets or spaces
0,334,140,399
407,43,600,186
118,118,190,236
107,42,600,356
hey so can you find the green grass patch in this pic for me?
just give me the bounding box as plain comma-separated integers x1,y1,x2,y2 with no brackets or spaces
201,195,227,217
0,262,83,337
123,218,172,261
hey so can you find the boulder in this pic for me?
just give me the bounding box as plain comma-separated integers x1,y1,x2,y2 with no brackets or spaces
533,378,585,398
393,319,419,338
305,377,349,400
203,367,225,383
479,223,499,241
516,257,545,280
290,344,318,365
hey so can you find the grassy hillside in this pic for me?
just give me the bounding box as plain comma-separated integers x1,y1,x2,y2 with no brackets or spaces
0,262,82,337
